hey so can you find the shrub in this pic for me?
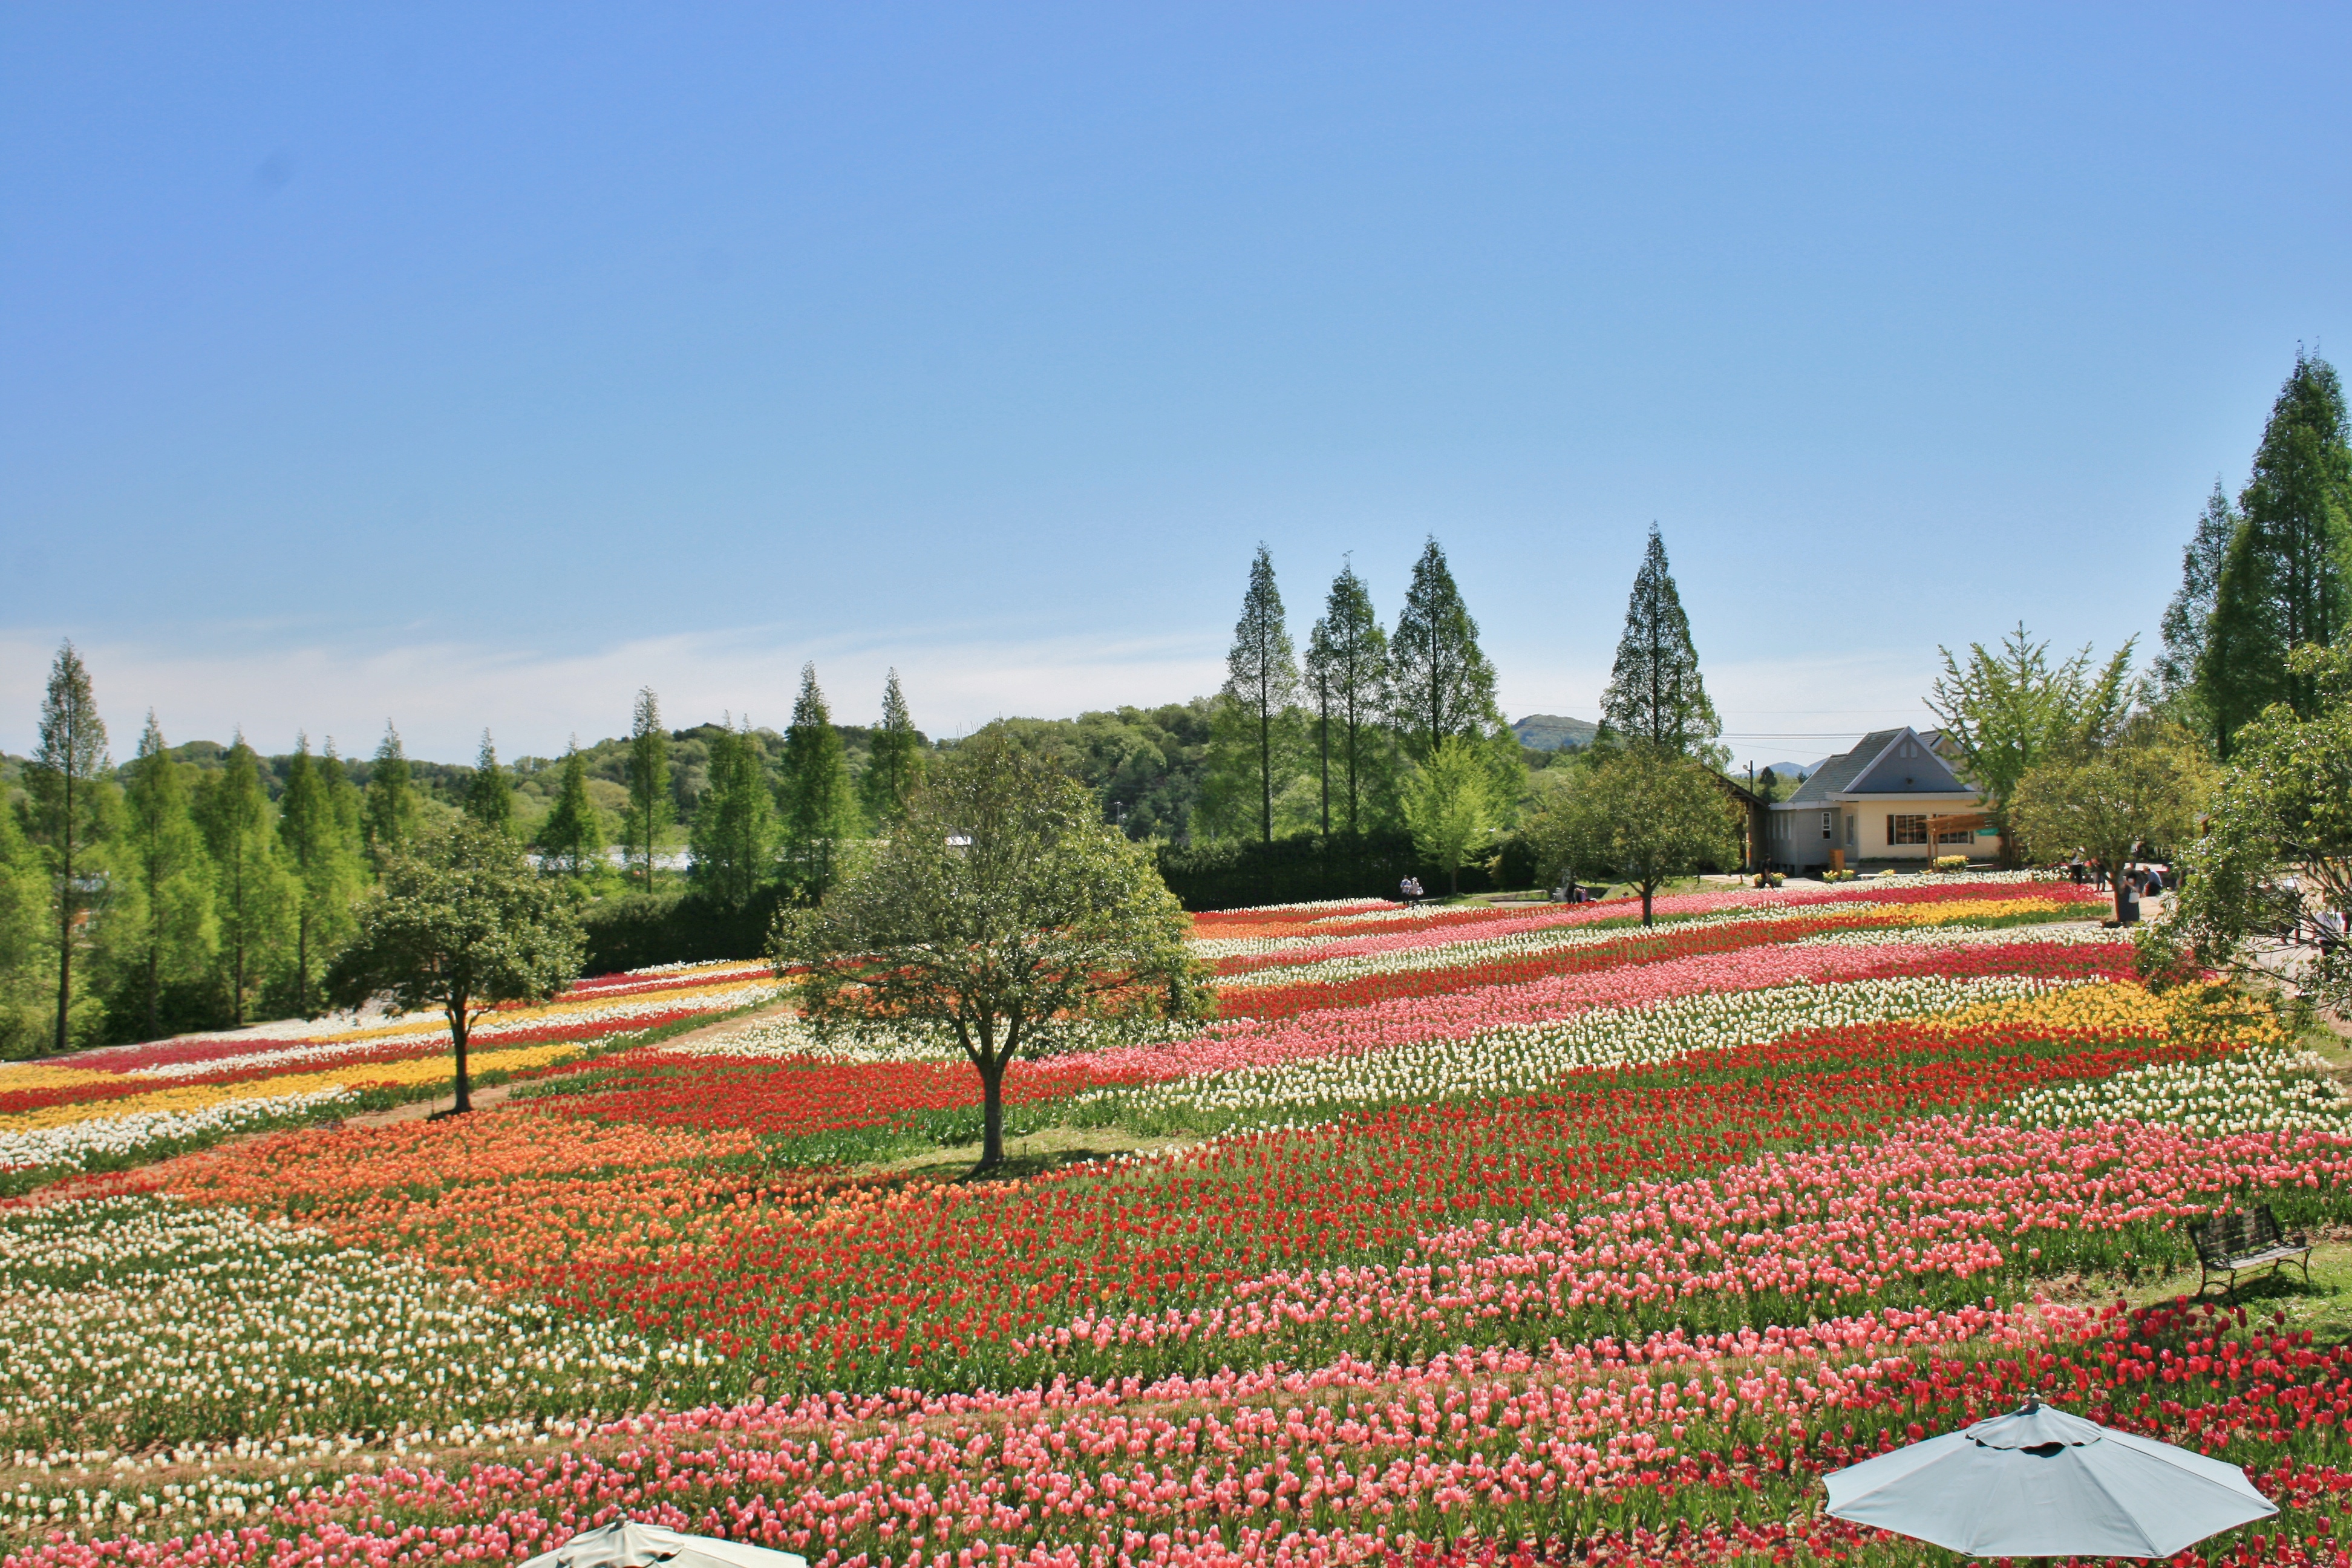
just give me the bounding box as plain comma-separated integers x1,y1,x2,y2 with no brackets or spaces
1931,854,1970,872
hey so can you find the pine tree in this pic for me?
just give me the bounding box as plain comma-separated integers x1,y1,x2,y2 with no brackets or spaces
1389,538,1500,763
624,688,673,890
860,670,924,825
120,713,215,1037
1599,524,1722,758
24,642,111,1054
535,740,606,878
1306,561,1390,836
364,722,417,864
2155,480,2239,731
279,733,362,1017
1215,546,1301,844
198,736,290,1027
780,665,860,900
690,716,775,905
2203,351,2352,754
465,730,516,835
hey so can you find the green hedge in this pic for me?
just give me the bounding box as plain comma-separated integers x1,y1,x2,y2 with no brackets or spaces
578,886,788,973
1154,831,1540,912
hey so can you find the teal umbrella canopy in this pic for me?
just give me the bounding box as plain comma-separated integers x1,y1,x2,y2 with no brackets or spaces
1824,1396,2276,1560
517,1521,808,1568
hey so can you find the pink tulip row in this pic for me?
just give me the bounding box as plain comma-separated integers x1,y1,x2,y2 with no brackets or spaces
1013,1117,2352,1373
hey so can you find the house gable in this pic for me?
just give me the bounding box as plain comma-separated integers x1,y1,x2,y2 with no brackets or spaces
1847,730,1969,795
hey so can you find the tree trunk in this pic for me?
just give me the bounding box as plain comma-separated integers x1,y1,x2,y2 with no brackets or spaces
976,1054,1006,1171
1641,881,1656,927
449,1003,474,1114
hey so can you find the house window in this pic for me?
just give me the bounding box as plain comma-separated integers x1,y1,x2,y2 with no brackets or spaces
1888,814,1928,846
1820,812,1833,841
1936,823,1973,844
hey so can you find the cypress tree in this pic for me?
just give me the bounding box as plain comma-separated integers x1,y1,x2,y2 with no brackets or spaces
2203,351,2352,754
624,688,673,890
24,642,111,1054
860,670,924,825
280,733,362,1016
1306,561,1390,836
364,722,417,864
535,740,606,877
780,664,859,900
465,730,516,835
322,739,364,848
2155,480,2239,748
690,716,774,905
1389,538,1500,763
1217,545,1301,844
1599,524,1722,757
120,713,215,1037
198,735,290,1027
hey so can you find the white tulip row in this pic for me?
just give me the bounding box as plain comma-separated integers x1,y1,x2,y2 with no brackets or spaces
1069,973,2077,1130
1791,921,2119,950
0,1196,711,1458
2003,1046,2352,1137
0,1089,356,1175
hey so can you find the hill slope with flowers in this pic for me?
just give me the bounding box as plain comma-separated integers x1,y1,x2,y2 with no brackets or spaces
5,874,2352,1568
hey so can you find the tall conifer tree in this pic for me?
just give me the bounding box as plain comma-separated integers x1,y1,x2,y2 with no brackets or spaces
465,731,516,835
25,642,110,1054
2203,351,2352,754
322,739,364,848
364,723,417,864
860,670,924,825
120,713,215,1037
780,665,860,900
198,736,290,1027
279,733,362,1016
624,688,673,890
690,716,774,905
2156,480,2240,748
1215,546,1301,844
1599,525,1722,758
1306,561,1389,836
535,740,606,877
1389,538,1500,763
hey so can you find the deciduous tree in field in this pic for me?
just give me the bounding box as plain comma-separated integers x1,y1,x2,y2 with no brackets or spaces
1558,745,1741,926
774,736,1208,1172
1927,623,2137,863
24,642,111,1054
623,688,672,890
120,713,215,1036
327,818,583,1115
2010,717,2212,923
1402,737,1496,897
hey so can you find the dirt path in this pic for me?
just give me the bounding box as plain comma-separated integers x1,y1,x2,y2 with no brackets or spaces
339,998,799,1128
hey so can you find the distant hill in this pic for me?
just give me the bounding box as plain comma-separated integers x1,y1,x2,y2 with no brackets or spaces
1512,714,1599,752
1759,760,1823,780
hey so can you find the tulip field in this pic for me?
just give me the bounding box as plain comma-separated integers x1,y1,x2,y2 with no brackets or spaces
8,874,2352,1567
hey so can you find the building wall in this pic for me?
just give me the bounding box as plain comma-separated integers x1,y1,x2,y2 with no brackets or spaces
1769,796,1984,866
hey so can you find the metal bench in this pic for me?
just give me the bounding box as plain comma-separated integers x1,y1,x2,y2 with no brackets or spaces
2192,1204,2313,1298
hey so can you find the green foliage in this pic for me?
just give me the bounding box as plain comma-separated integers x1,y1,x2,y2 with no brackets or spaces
327,817,584,1113
623,688,673,890
1389,537,1500,763
535,742,607,878
779,665,860,901
1926,622,2139,857
1401,737,1498,896
690,717,774,906
975,702,1215,843
2203,351,2352,754
2171,642,2352,1018
278,733,364,1019
773,735,1208,1169
1305,562,1393,838
1553,745,1742,924
196,737,290,1028
22,641,112,1054
1598,524,1723,762
859,670,924,825
1210,544,1302,844
363,722,417,865
2008,716,2212,921
113,713,217,1038
2154,479,2238,743
0,798,50,1059
464,730,516,835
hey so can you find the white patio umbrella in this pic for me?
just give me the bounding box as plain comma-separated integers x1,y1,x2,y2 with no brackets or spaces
1823,1395,2276,1560
517,1520,808,1568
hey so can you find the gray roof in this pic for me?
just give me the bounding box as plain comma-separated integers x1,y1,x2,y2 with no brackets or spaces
1785,730,1906,805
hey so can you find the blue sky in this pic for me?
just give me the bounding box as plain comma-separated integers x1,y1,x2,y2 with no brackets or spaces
4,5,2347,768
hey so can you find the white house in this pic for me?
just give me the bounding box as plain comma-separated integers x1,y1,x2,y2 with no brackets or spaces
1763,727,1991,869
